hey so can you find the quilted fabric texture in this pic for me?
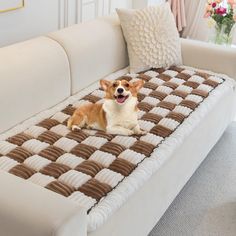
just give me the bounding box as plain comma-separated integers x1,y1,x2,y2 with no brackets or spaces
116,3,182,73
0,66,225,230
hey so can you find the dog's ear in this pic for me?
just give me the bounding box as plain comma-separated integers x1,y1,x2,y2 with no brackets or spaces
132,80,144,91
100,80,111,91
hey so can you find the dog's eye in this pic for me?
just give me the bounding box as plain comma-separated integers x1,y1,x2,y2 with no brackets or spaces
112,83,117,88
125,83,129,87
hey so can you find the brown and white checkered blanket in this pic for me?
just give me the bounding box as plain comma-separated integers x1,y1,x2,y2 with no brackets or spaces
0,66,229,231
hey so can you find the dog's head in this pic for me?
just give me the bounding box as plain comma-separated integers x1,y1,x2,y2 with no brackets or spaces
100,78,144,104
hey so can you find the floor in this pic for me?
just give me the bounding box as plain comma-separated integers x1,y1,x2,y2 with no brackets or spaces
149,122,236,236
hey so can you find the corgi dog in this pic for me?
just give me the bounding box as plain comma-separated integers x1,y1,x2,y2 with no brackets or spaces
67,78,145,136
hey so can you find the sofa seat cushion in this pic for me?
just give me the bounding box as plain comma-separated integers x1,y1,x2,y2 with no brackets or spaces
0,66,234,232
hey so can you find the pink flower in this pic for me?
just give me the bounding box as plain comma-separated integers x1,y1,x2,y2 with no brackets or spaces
215,7,227,15
212,2,217,7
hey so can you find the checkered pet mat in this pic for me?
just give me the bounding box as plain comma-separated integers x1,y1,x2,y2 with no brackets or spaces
0,66,225,218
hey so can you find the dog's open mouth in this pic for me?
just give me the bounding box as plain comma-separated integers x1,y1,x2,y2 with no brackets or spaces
115,95,129,104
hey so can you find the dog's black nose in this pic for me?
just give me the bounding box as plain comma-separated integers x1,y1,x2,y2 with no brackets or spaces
117,88,124,94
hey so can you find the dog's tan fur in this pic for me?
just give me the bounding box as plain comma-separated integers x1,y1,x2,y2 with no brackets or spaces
67,103,107,130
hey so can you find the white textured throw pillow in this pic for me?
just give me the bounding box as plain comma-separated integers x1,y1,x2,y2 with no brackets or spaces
116,3,182,73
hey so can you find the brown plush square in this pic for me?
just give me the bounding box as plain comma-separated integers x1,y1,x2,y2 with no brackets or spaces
38,131,62,145
40,163,70,178
71,144,97,159
7,133,33,146
78,179,112,201
37,119,60,130
100,142,125,156
7,147,33,163
46,181,75,197
75,160,103,177
39,146,65,161
9,164,35,179
130,141,155,156
109,159,135,177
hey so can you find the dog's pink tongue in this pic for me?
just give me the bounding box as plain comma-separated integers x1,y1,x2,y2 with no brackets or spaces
117,96,126,103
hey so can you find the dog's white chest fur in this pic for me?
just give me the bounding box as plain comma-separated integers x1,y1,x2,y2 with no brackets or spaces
103,97,139,135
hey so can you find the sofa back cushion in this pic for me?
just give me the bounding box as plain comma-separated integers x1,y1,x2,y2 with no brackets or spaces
0,37,70,134
49,15,128,94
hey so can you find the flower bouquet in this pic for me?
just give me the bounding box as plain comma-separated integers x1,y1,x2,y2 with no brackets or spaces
204,0,236,45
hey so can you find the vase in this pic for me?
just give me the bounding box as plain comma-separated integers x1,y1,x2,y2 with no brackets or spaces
210,23,235,45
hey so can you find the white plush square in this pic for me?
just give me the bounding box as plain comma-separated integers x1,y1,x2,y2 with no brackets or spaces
144,70,159,77
173,105,192,116
137,110,146,119
50,124,70,136
129,78,141,83
51,112,70,123
89,150,116,167
163,95,183,104
181,69,196,76
158,118,179,130
116,3,182,73
83,129,97,136
163,70,178,77
82,136,108,149
0,141,17,155
139,87,152,95
95,169,124,188
24,155,51,171
59,170,91,188
197,84,213,92
140,133,164,146
118,149,146,165
138,120,155,131
111,136,137,148
156,86,173,94
22,139,49,154
56,153,84,169
54,137,78,152
91,89,105,98
149,77,165,85
68,191,96,211
126,73,139,78
185,94,203,104
188,75,205,84
208,76,223,83
176,85,193,94
28,173,55,187
24,126,47,138
169,77,185,85
150,107,170,117
0,156,18,171
142,96,160,106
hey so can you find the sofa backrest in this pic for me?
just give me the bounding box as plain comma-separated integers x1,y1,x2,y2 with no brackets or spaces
49,15,128,94
0,16,128,134
0,37,71,133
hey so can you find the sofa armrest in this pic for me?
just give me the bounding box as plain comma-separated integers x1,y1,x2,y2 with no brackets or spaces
181,38,236,79
0,171,86,236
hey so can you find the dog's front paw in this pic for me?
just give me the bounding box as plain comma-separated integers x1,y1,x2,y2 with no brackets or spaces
72,125,81,131
134,129,147,135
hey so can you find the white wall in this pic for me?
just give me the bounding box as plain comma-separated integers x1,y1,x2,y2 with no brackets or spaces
133,0,164,8
0,0,132,48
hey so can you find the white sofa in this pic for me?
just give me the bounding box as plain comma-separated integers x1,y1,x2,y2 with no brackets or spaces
0,16,236,236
